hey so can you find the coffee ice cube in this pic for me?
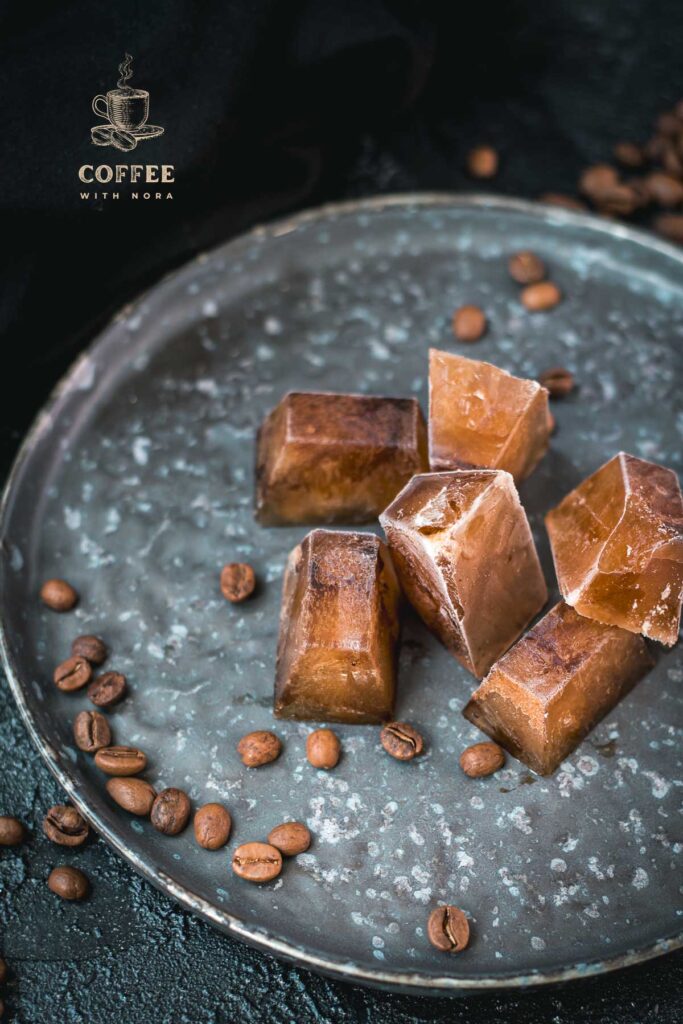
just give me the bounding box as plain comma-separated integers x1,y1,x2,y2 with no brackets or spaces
274,530,400,723
546,452,683,645
256,392,428,525
463,601,653,775
379,470,547,677
428,349,551,481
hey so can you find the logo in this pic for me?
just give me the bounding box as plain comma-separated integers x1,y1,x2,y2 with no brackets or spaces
91,54,164,152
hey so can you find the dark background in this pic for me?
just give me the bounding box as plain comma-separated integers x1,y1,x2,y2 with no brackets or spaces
1,1,682,1020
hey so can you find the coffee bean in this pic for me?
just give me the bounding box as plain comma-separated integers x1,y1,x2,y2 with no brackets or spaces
654,213,683,242
71,635,108,665
380,722,423,761
459,742,506,778
193,803,232,850
40,578,78,612
151,788,191,835
662,143,683,178
106,777,156,816
452,305,487,343
613,141,645,169
220,563,256,603
538,367,575,398
0,957,6,983
466,145,498,179
579,163,619,199
520,281,562,312
0,816,25,846
427,905,470,953
539,192,587,211
94,746,147,776
237,731,281,767
43,805,89,846
306,729,341,770
644,134,667,162
593,183,640,217
73,710,112,753
232,842,282,883
47,865,89,900
268,821,311,856
656,111,682,137
508,251,546,285
87,671,127,708
645,172,683,207
53,656,92,693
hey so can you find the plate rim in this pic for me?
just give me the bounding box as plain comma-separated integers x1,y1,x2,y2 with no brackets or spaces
2,191,682,995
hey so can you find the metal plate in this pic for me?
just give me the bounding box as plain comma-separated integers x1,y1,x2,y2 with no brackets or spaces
1,194,681,995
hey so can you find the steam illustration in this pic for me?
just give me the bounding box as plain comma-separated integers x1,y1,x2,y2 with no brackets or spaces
117,53,134,92
91,53,164,150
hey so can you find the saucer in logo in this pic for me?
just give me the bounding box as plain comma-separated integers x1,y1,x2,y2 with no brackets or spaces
91,54,164,151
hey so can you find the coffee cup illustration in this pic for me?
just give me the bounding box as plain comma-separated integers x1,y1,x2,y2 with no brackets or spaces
91,55,163,151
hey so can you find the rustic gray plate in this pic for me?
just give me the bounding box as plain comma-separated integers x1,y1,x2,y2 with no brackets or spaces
1,195,682,995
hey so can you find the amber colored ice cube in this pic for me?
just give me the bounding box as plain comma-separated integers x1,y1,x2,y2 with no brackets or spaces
428,349,551,481
546,452,683,645
274,529,400,723
463,601,653,775
379,470,547,678
256,392,428,525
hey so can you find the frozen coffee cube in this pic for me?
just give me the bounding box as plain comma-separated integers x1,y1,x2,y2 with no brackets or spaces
428,349,551,481
379,470,547,678
463,602,653,775
274,530,400,723
256,392,428,525
546,452,683,645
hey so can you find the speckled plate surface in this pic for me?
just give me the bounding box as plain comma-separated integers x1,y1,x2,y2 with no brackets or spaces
1,194,682,995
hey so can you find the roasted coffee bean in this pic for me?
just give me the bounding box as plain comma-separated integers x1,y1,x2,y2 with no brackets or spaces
73,710,111,753
656,111,682,137
645,172,683,207
593,183,640,217
220,562,256,603
53,656,92,693
644,133,667,162
427,905,470,953
151,788,191,835
193,803,232,850
43,805,89,846
306,729,341,770
87,671,127,708
662,142,683,179
106,777,156,816
71,634,108,665
539,192,587,211
654,213,683,242
613,141,645,169
0,816,25,846
520,281,562,312
237,730,281,767
579,163,619,199
47,865,89,900
380,722,424,761
268,821,311,857
94,745,147,776
452,305,486,343
466,145,498,179
508,251,546,285
538,367,575,398
40,578,78,612
232,842,282,883
459,742,506,778
0,957,6,983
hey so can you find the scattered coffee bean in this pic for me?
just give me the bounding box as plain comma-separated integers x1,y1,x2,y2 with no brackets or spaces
47,865,89,901
151,788,191,835
43,805,89,847
87,671,127,708
539,192,587,211
71,634,108,665
306,728,341,770
538,367,575,398
459,741,506,778
451,304,487,343
654,213,683,242
53,656,92,693
220,563,256,603
268,821,311,857
193,803,232,850
0,816,25,846
73,710,112,753
427,905,470,953
106,777,156,816
94,745,147,776
380,722,424,761
232,842,282,883
40,578,78,612
662,142,683,178
508,251,546,285
0,957,6,983
520,281,562,312
579,163,619,200
613,141,645,169
237,730,281,767
466,145,498,179
644,171,683,207
656,111,682,137
593,183,641,217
